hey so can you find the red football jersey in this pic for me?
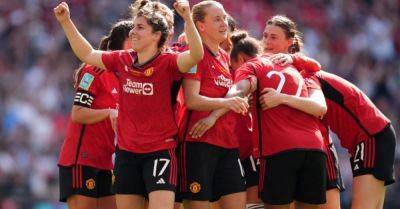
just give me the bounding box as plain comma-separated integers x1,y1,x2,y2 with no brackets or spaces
101,50,180,153
235,55,324,157
303,71,390,153
235,112,253,159
180,47,238,148
291,53,321,72
58,65,119,170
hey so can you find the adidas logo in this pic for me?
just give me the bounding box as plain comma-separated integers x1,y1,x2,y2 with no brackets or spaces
156,178,166,184
112,88,118,94
354,164,359,170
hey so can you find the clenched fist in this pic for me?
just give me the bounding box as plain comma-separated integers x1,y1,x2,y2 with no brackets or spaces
54,2,70,23
173,0,191,21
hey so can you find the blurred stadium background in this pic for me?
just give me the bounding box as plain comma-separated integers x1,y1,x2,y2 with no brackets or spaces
0,0,399,208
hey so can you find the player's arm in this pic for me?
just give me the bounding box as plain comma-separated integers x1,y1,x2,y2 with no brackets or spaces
189,78,255,138
174,1,204,73
270,53,321,72
259,87,327,118
183,79,248,113
71,106,115,124
209,78,255,118
54,2,105,69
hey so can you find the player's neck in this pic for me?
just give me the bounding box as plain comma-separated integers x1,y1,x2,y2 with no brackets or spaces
136,46,160,65
201,36,220,55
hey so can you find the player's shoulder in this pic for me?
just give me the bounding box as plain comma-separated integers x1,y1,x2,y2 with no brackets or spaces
161,50,179,56
245,55,273,70
76,65,101,91
317,71,350,86
82,64,105,77
169,43,188,53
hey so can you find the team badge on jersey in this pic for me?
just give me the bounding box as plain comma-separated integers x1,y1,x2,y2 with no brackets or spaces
187,65,197,74
85,178,96,190
144,67,154,77
79,73,95,90
189,182,201,193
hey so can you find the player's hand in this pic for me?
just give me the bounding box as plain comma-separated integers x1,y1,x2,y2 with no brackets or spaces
109,109,118,133
259,88,284,110
54,2,70,23
224,96,249,114
270,53,293,66
174,0,191,21
189,115,217,138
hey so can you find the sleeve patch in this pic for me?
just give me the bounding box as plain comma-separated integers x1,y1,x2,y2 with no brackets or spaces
187,65,197,74
79,73,95,90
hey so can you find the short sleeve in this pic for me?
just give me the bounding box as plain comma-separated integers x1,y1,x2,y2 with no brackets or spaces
166,52,179,73
234,63,256,83
291,53,321,73
101,50,134,73
74,67,100,108
183,61,203,81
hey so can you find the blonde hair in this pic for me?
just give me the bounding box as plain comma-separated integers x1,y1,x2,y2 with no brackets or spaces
192,0,224,23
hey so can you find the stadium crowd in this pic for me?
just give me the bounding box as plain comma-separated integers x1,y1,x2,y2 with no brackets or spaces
0,0,399,208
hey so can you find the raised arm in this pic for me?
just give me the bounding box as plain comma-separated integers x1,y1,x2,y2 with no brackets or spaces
173,0,203,72
54,2,105,69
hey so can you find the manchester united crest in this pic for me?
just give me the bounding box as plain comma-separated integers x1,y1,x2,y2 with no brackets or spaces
86,178,96,190
144,67,154,77
189,182,201,193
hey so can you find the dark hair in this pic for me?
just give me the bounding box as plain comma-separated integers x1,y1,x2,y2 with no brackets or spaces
266,15,303,53
227,14,237,33
99,20,133,50
129,0,174,31
230,30,260,60
130,0,170,49
73,20,133,88
192,0,224,23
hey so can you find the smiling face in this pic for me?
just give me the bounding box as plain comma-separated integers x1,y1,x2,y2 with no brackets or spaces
196,5,228,44
262,24,293,54
129,16,160,52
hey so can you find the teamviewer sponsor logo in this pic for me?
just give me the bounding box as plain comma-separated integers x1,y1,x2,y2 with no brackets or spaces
214,75,232,88
123,79,154,95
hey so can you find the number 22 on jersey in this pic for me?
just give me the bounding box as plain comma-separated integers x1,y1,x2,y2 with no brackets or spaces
266,69,304,96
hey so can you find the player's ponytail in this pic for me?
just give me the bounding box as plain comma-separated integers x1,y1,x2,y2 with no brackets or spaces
289,35,302,54
230,31,248,44
230,30,260,61
99,36,110,51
